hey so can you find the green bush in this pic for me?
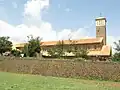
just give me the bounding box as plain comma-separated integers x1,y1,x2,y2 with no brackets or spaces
11,50,21,57
112,53,120,62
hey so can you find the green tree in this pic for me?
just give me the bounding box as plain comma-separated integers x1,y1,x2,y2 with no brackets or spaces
112,40,120,61
74,48,88,59
114,40,120,52
68,38,88,59
11,49,21,57
47,40,65,58
22,35,42,57
0,36,12,55
22,44,28,57
112,53,120,62
47,47,57,57
56,40,65,57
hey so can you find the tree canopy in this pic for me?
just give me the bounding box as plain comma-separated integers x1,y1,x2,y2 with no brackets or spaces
47,40,65,58
22,35,42,57
0,36,12,55
112,40,120,61
11,49,21,57
68,39,88,59
48,38,88,59
114,40,120,52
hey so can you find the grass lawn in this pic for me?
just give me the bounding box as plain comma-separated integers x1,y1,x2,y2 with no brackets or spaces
0,72,120,90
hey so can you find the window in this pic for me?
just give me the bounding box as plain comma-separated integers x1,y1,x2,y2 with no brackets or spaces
94,45,97,49
97,30,100,33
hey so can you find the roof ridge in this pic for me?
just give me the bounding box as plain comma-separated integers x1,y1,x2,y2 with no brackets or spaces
14,37,104,47
42,37,103,43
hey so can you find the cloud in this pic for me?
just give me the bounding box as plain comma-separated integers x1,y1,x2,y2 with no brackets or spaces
24,0,49,18
0,20,90,43
0,0,93,45
57,28,90,40
23,0,50,27
0,20,55,43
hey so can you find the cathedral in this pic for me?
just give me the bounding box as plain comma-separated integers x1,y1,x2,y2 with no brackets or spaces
14,17,112,60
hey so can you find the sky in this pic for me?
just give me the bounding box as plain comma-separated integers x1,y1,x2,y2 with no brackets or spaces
0,0,120,53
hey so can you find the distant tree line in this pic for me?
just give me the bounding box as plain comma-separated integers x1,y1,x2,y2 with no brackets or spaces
0,35,120,61
0,36,42,58
0,35,88,59
47,38,88,59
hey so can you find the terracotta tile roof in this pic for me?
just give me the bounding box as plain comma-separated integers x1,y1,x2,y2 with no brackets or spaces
88,45,111,56
41,37,103,46
14,37,103,47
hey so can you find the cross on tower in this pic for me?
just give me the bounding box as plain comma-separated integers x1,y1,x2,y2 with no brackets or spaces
100,13,102,17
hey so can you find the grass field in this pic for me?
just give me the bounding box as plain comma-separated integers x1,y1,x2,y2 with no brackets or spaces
0,72,120,90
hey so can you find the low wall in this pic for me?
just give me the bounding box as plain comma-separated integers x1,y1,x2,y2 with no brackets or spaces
0,60,120,81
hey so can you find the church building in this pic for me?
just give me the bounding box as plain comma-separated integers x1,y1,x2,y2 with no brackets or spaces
14,17,112,60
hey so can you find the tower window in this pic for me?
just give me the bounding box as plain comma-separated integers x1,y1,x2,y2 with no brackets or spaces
98,30,99,32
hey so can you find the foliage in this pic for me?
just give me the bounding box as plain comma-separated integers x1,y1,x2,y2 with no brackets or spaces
48,38,88,59
114,40,120,52
56,40,65,57
22,44,28,57
67,38,77,53
11,49,21,57
68,38,88,59
112,53,120,62
47,40,65,58
112,40,120,61
47,47,57,57
0,36,12,55
74,48,88,59
22,35,42,57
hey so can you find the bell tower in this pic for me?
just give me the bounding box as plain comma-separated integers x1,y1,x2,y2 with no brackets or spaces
95,17,107,45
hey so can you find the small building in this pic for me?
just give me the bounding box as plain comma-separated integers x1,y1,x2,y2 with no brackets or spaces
13,17,112,60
